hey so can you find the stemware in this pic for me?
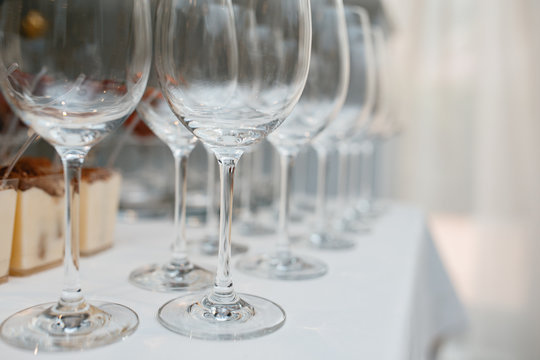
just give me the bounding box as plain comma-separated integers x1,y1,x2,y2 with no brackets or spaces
0,0,151,351
154,0,311,339
340,27,390,227
361,27,399,215
236,0,350,280
309,6,376,249
128,66,213,291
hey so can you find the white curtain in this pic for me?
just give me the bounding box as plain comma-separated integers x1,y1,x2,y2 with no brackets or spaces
381,0,540,358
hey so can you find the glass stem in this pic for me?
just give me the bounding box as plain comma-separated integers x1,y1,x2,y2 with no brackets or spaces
205,148,218,239
360,139,374,208
347,144,361,209
58,149,87,311
171,151,189,267
209,157,238,304
371,138,380,206
314,147,328,231
276,151,295,257
240,152,253,219
336,145,349,215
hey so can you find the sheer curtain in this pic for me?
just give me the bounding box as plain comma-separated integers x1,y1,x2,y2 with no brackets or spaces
381,0,540,358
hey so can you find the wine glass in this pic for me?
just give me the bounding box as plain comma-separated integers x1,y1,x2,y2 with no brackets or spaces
309,6,376,249
236,0,350,280
128,64,214,291
155,0,311,340
361,27,399,215
0,0,151,351
196,0,257,255
340,27,389,227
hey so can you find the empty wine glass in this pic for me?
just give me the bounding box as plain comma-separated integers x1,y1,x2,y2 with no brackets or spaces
154,0,311,340
0,0,151,351
361,27,399,215
128,64,213,291
341,27,390,226
309,6,376,249
236,0,349,279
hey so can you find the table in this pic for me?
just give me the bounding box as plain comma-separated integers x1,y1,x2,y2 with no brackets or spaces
0,203,465,359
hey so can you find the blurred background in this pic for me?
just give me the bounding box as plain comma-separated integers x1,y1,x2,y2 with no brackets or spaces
366,0,540,359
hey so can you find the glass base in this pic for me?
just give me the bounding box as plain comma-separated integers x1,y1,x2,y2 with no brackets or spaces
236,252,327,280
129,262,213,292
158,292,285,340
200,237,248,256
0,301,138,352
310,231,356,250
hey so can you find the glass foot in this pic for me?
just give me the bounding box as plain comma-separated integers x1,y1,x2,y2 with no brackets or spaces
236,252,327,280
129,262,213,292
158,292,285,340
310,231,356,250
0,301,138,352
200,238,248,256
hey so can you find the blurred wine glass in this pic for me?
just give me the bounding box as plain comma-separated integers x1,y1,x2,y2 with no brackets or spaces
309,6,376,249
237,0,350,280
342,27,392,227
128,62,213,291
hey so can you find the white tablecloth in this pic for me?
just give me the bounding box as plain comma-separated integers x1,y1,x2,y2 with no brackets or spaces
0,204,465,359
